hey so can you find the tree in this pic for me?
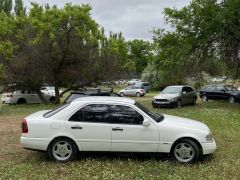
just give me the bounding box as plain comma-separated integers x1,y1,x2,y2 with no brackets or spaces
128,39,153,73
0,0,12,16
14,0,26,16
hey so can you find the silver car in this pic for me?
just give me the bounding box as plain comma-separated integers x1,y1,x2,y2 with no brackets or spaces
119,86,145,97
152,85,197,108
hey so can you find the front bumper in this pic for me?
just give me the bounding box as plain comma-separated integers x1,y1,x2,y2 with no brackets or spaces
201,140,217,155
152,100,176,107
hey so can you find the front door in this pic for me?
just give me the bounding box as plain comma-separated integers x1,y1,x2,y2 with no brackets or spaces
65,104,111,151
109,104,159,152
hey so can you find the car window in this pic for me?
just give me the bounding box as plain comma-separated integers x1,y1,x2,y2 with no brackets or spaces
216,85,225,91
44,103,70,118
110,105,144,125
69,104,109,123
185,87,194,93
208,86,216,91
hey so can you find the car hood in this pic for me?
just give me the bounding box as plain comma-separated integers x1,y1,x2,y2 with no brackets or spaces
161,114,209,133
154,93,179,99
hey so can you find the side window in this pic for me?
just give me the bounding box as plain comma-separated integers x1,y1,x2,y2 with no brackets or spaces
182,87,187,93
216,86,225,91
110,105,144,125
69,104,109,123
208,86,216,91
186,87,194,93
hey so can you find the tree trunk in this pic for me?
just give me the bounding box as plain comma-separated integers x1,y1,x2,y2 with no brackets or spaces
54,84,60,104
36,90,48,104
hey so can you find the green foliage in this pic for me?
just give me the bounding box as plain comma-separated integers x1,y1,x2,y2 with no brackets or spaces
14,0,26,16
0,0,12,16
128,39,153,73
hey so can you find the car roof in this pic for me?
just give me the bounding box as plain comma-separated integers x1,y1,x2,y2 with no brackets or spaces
71,96,135,104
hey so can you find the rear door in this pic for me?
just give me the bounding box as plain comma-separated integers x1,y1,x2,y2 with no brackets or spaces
65,104,111,151
110,104,159,152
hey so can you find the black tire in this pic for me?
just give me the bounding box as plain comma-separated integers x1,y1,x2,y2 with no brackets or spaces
229,96,235,104
49,97,55,103
17,98,26,104
176,100,182,108
48,137,78,163
120,92,124,97
202,95,208,102
136,92,141,97
171,138,200,163
152,103,157,108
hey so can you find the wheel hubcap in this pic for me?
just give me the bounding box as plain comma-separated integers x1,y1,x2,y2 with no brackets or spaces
174,143,194,163
52,141,72,161
229,97,235,103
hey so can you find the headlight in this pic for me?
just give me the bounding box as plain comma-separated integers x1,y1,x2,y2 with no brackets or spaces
152,98,156,102
206,133,214,142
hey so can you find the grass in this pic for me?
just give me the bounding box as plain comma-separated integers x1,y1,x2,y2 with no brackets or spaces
0,92,240,179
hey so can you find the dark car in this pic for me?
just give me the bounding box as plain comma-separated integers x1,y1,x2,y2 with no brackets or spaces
152,85,197,108
64,90,121,103
199,84,240,103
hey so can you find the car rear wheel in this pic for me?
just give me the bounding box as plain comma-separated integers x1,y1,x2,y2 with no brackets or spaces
202,95,208,101
136,92,141,97
172,139,200,163
120,92,124,97
48,138,77,162
17,98,26,104
229,96,235,103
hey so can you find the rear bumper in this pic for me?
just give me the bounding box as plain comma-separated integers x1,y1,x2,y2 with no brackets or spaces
20,137,50,151
201,140,217,155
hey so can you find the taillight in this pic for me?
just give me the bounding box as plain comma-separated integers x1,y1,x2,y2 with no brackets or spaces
22,119,28,133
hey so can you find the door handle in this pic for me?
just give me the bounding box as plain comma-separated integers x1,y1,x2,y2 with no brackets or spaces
112,127,123,131
71,126,83,129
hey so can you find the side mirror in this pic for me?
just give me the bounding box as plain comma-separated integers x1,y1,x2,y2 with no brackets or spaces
182,91,187,94
142,118,150,127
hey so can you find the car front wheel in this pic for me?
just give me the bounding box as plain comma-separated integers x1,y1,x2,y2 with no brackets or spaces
120,92,124,97
136,92,141,97
48,138,78,162
176,100,181,108
172,139,200,163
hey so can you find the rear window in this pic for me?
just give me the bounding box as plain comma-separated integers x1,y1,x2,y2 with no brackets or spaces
65,93,86,103
43,103,70,118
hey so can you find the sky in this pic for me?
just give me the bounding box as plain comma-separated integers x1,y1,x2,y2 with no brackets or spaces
23,0,191,40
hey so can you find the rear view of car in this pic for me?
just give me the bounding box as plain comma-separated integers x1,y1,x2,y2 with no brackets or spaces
135,82,151,93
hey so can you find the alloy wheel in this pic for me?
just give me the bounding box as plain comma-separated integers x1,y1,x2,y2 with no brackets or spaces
52,141,73,161
174,143,194,163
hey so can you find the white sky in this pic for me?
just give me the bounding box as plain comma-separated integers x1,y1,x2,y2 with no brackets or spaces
23,0,191,40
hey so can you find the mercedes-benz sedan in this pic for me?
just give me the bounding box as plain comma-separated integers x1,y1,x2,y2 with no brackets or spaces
21,97,216,163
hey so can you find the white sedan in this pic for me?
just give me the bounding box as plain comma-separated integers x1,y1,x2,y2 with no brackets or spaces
21,97,216,163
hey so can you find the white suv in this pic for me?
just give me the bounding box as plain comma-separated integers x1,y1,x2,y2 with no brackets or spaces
1,90,55,104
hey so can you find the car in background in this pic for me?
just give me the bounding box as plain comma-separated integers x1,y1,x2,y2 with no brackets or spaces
127,79,141,85
199,84,240,103
135,82,151,93
40,86,63,96
1,90,55,104
21,96,216,163
64,90,121,103
152,85,197,108
119,85,145,97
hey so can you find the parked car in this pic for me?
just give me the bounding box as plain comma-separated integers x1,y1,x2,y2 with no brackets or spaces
127,79,141,85
40,86,63,96
64,90,121,103
21,96,216,163
135,82,151,93
199,84,240,103
152,85,197,108
119,85,145,97
1,90,55,104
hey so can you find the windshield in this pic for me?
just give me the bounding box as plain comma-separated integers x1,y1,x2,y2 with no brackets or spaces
162,86,182,94
134,102,164,122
